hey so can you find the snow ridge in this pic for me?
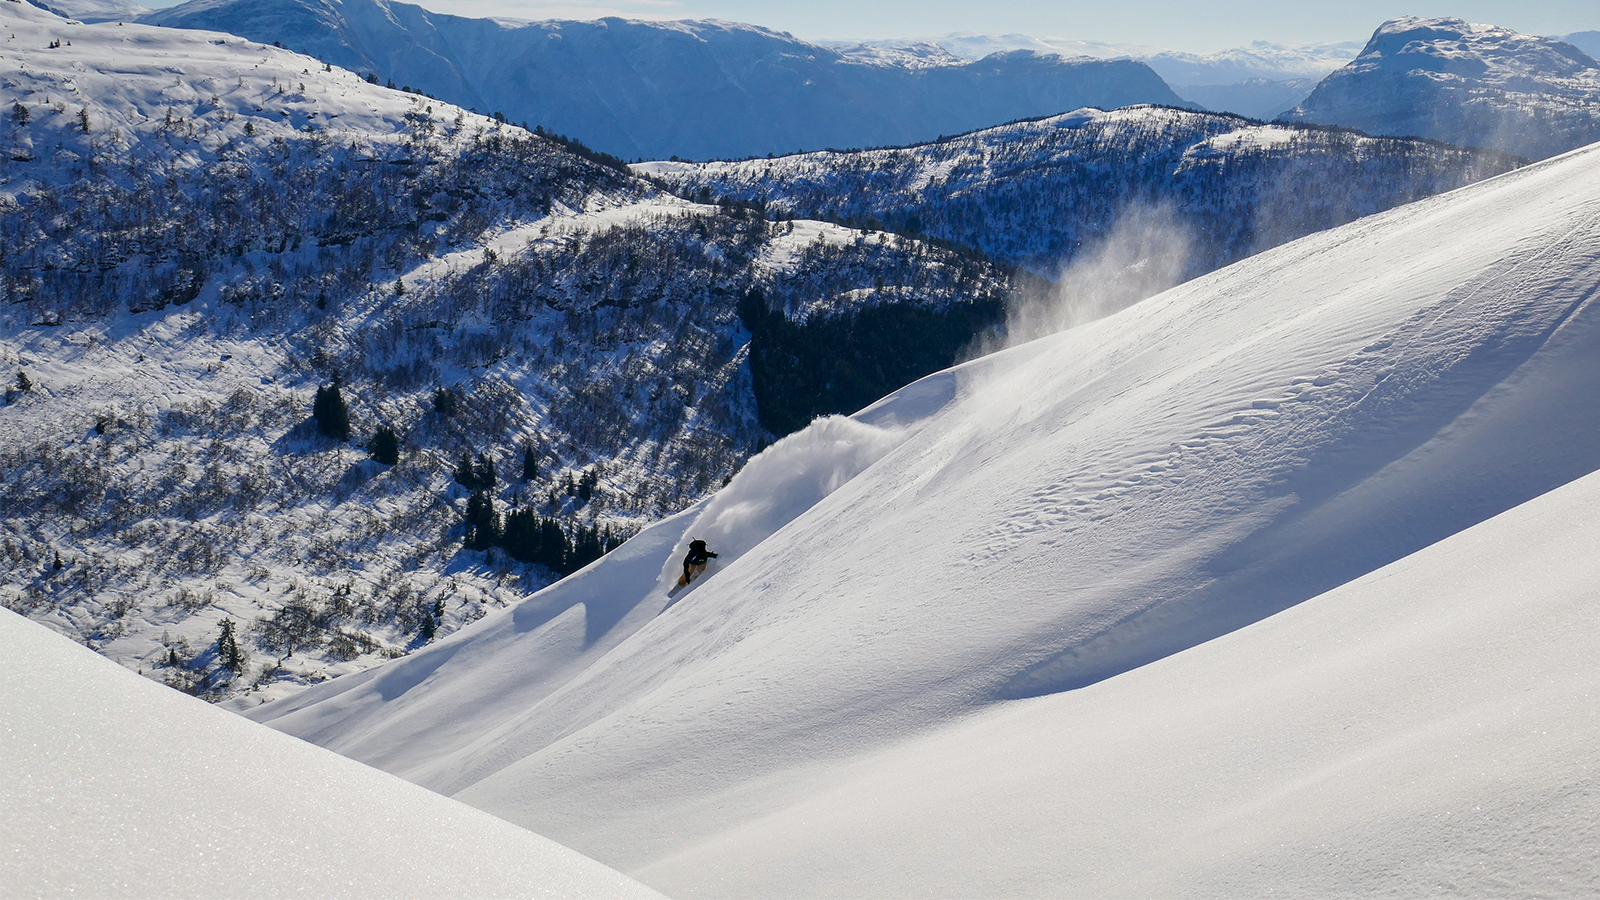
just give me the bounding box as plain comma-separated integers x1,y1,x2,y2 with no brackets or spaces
0,608,663,899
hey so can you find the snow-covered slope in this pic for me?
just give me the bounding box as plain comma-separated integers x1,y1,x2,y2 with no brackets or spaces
256,124,1600,892
1285,17,1600,160
641,105,1521,277
0,608,663,898
138,0,1191,160
0,1,1005,703
636,461,1600,898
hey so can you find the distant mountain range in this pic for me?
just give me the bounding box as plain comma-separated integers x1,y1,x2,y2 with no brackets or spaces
885,33,1360,119
42,0,1600,159
1284,17,1600,160
133,0,1189,160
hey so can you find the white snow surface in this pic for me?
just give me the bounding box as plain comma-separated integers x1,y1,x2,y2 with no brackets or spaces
257,133,1600,893
0,608,663,899
640,462,1600,898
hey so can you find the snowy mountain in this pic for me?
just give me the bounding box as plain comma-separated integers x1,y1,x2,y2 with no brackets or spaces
915,33,1360,119
251,119,1600,893
1564,30,1600,59
1284,17,1600,160
1,608,663,898
22,0,147,23
925,32,1358,82
0,0,1005,702
639,106,1521,280
137,0,1190,161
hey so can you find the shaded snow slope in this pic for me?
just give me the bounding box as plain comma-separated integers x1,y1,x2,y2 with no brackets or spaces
0,609,663,899
1285,17,1600,160
260,132,1600,894
139,0,1190,160
639,462,1600,898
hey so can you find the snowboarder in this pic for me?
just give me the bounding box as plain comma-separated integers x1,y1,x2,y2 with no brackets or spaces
677,538,718,588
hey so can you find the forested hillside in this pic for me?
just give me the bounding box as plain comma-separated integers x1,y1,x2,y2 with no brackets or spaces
0,1,1005,701
641,106,1523,279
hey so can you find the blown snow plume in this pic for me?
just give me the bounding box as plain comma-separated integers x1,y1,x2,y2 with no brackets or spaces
982,202,1193,352
661,415,915,598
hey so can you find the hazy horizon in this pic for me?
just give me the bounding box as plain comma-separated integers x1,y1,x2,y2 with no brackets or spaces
126,0,1594,56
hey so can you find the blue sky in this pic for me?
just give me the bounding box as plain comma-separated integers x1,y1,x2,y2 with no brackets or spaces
376,0,1597,52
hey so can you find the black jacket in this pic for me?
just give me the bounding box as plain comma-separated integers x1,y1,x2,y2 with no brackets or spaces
683,541,718,578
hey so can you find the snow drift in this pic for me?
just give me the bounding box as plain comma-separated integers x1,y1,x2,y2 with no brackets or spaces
257,135,1600,893
0,608,661,899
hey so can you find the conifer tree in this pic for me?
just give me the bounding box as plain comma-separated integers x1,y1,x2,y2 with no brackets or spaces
464,490,500,551
217,618,243,674
433,388,459,417
453,450,476,488
312,375,351,441
419,598,445,642
473,452,496,492
521,445,538,481
369,426,399,465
